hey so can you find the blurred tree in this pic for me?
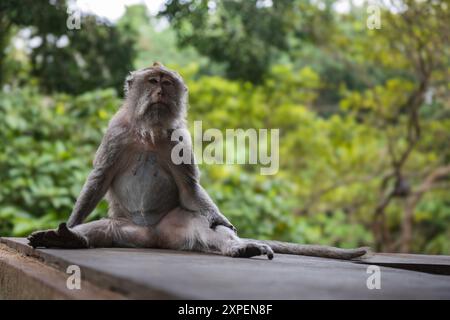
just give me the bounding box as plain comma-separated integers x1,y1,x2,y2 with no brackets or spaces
117,4,210,71
32,15,136,95
0,0,67,87
160,0,335,83
0,0,136,95
341,0,450,252
1,0,449,255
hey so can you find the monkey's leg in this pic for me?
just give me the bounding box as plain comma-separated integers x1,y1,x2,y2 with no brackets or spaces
28,218,155,249
156,208,274,259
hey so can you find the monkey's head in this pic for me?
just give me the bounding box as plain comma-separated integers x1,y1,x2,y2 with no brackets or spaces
124,62,188,130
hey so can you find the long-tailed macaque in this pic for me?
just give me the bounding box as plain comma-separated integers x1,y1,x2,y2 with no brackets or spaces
28,63,368,260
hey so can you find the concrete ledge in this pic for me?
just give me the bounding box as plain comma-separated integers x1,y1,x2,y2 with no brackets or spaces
1,237,450,299
0,243,124,299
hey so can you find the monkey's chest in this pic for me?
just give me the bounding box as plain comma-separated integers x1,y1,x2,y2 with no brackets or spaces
111,151,179,226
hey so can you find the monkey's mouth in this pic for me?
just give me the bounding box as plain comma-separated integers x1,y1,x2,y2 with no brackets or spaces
142,102,172,120
149,102,169,109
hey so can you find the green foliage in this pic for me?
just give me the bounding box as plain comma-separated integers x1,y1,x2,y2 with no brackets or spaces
1,0,136,95
0,0,449,254
118,4,210,71
160,0,321,83
34,16,136,95
1,58,449,252
0,0,67,86
0,87,119,235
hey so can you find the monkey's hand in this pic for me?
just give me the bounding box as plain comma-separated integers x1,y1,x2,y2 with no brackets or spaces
207,210,237,234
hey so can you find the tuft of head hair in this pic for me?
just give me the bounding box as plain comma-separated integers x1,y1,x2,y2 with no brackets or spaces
152,61,164,68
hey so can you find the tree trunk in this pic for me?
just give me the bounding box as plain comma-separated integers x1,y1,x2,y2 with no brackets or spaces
400,165,450,253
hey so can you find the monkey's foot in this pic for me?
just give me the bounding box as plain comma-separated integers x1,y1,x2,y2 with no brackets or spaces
230,242,274,260
27,223,89,249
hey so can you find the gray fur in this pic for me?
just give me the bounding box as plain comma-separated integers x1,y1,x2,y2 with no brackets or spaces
28,64,368,260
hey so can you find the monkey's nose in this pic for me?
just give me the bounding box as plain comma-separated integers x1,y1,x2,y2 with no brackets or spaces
151,91,162,101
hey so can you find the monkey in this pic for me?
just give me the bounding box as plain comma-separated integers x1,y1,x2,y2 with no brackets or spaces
27,62,368,260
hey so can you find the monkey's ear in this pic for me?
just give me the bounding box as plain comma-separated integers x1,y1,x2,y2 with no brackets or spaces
152,61,164,67
124,72,135,96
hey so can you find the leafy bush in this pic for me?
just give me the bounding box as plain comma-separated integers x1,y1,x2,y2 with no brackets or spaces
1,63,449,253
0,87,119,235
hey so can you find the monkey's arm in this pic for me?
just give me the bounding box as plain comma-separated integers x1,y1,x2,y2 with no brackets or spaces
161,134,236,232
67,127,126,228
176,167,236,232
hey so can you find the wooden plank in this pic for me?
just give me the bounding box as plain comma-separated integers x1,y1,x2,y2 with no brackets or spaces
354,253,450,275
1,237,450,299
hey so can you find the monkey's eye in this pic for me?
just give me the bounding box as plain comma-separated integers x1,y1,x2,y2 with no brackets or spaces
162,79,173,86
148,78,158,84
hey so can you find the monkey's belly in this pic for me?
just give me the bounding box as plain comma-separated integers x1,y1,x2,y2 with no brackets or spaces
111,151,179,226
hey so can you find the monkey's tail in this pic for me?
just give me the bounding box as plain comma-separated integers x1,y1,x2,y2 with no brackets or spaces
246,239,370,260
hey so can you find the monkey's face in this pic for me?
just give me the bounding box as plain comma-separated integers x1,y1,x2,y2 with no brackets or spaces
126,64,187,126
